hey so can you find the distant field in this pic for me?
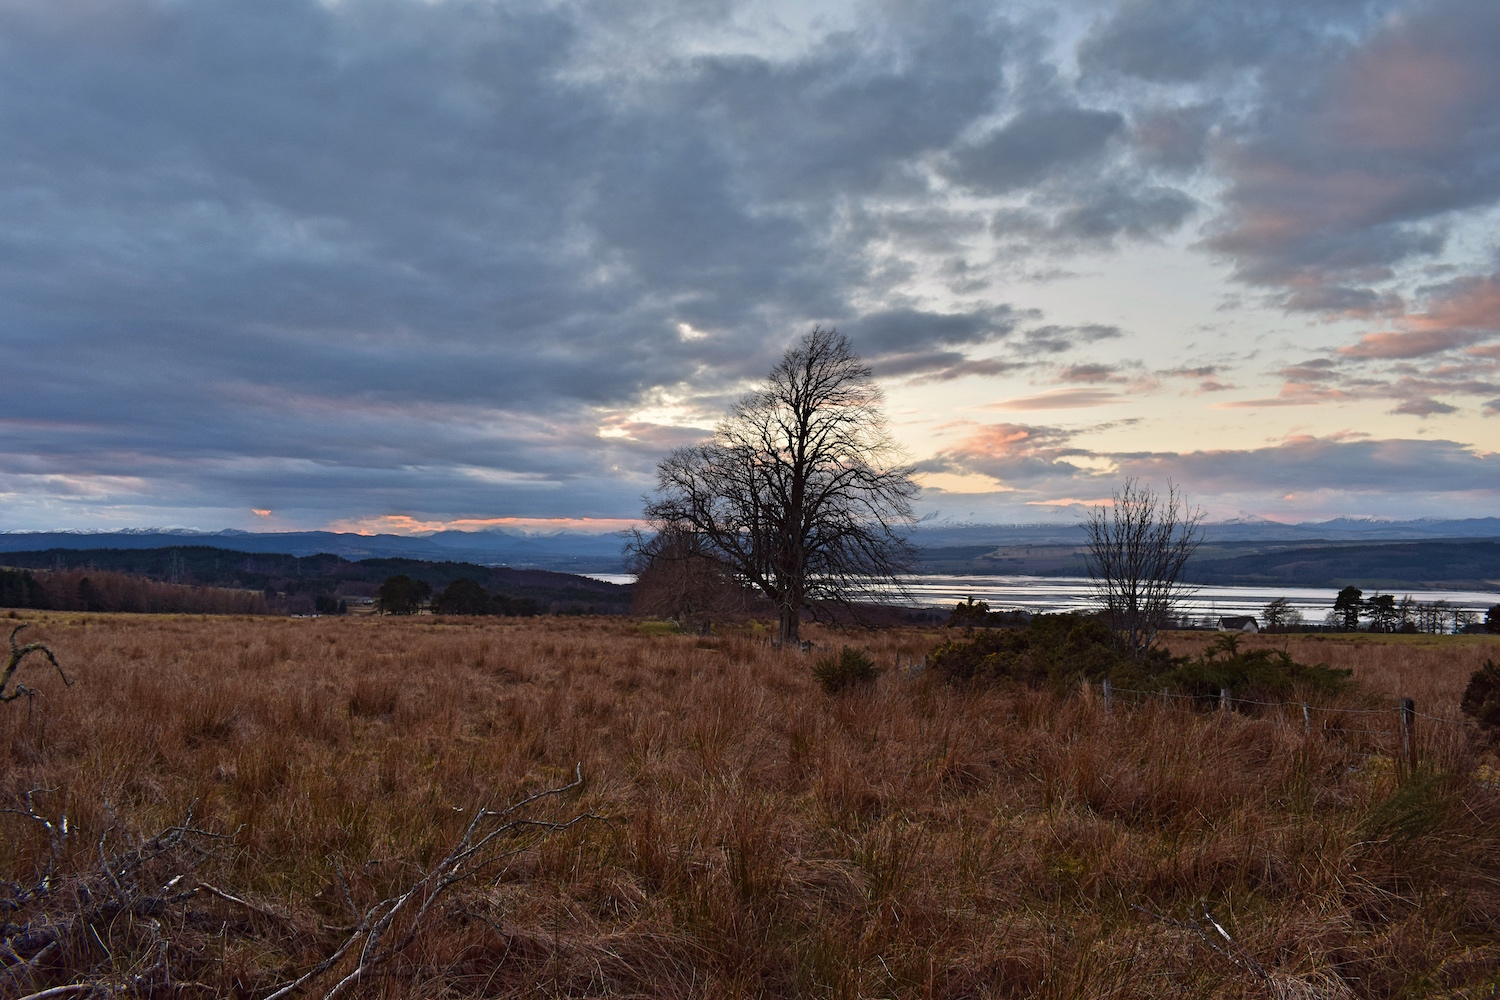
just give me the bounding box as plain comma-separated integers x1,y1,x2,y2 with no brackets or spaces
2,613,1497,997
1163,629,1500,712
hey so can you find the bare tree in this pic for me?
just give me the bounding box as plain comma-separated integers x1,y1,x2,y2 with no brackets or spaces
643,327,917,644
1083,479,1204,657
628,523,757,630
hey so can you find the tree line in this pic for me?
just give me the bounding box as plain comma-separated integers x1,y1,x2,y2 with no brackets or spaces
1324,585,1494,634
0,567,268,615
375,575,540,617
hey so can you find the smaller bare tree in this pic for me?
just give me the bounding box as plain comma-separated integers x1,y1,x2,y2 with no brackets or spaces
627,524,757,630
1083,479,1204,657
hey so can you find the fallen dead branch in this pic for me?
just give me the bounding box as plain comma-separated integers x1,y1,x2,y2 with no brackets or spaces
1,766,603,999
0,798,236,998
1,765,602,999
266,762,602,1000
0,625,69,704
1132,900,1269,981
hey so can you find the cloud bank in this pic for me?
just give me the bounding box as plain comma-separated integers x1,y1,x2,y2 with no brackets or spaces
0,0,1496,528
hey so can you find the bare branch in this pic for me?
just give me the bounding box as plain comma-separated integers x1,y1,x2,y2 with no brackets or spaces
1,624,71,703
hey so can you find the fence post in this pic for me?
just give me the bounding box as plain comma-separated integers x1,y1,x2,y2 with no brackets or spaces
1399,698,1417,771
1160,687,1169,708
1219,687,1231,714
1301,702,1311,734
1102,678,1113,713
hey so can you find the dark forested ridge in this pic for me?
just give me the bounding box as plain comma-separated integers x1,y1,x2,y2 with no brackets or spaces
916,538,1500,589
1185,540,1500,589
0,546,630,614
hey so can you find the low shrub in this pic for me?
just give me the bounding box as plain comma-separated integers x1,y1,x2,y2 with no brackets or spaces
1461,659,1500,741
1164,633,1350,702
812,646,879,693
929,614,1168,690
929,614,1351,702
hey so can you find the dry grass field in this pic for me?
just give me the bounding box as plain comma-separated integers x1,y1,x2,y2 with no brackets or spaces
2,612,1499,998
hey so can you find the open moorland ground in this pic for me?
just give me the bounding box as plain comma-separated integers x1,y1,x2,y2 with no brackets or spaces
2,613,1499,998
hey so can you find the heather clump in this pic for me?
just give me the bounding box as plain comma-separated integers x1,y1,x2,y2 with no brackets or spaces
1461,658,1500,741
1164,633,1351,702
928,613,1169,689
931,615,1350,702
811,645,879,693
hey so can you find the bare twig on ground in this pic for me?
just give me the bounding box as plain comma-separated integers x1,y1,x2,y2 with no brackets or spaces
0,624,70,704
266,762,603,1000
1132,900,1269,980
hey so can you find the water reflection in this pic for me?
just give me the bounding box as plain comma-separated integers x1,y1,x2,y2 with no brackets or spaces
888,576,1500,622
584,572,1500,624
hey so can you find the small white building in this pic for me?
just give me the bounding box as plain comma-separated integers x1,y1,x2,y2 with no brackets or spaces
1218,615,1259,633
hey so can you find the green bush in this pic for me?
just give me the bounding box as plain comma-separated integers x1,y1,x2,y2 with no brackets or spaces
1162,633,1349,702
929,614,1168,690
928,614,1350,702
812,646,879,693
1461,659,1500,741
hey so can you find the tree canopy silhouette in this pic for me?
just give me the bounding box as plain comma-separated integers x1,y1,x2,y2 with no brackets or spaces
643,327,917,643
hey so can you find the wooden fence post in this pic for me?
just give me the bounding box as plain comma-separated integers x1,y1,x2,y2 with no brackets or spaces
1219,687,1231,714
1102,678,1113,713
1399,698,1417,771
1302,703,1311,734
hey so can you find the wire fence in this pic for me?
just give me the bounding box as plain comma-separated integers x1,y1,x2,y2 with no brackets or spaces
1092,678,1469,769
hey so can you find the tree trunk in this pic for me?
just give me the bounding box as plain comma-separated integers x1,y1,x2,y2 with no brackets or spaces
778,605,800,644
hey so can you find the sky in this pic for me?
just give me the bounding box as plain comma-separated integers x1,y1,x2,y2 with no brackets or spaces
1,0,1498,533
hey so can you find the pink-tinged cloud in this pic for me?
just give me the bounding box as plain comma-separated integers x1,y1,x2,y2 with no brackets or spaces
924,429,1500,520
1206,3,1500,302
1218,383,1353,408
946,423,1072,460
983,388,1122,410
1409,272,1500,332
1337,329,1480,359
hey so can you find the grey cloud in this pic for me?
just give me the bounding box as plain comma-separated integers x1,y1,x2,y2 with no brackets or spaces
1052,185,1197,241
1020,324,1123,355
1080,0,1393,83
1392,397,1459,416
1205,0,1500,304
0,0,1048,524
1059,364,1124,383
1123,436,1497,495
986,388,1124,410
1132,104,1219,173
851,306,1029,353
945,108,1124,194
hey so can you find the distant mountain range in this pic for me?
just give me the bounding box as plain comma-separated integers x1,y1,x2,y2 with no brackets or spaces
2,516,1499,586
